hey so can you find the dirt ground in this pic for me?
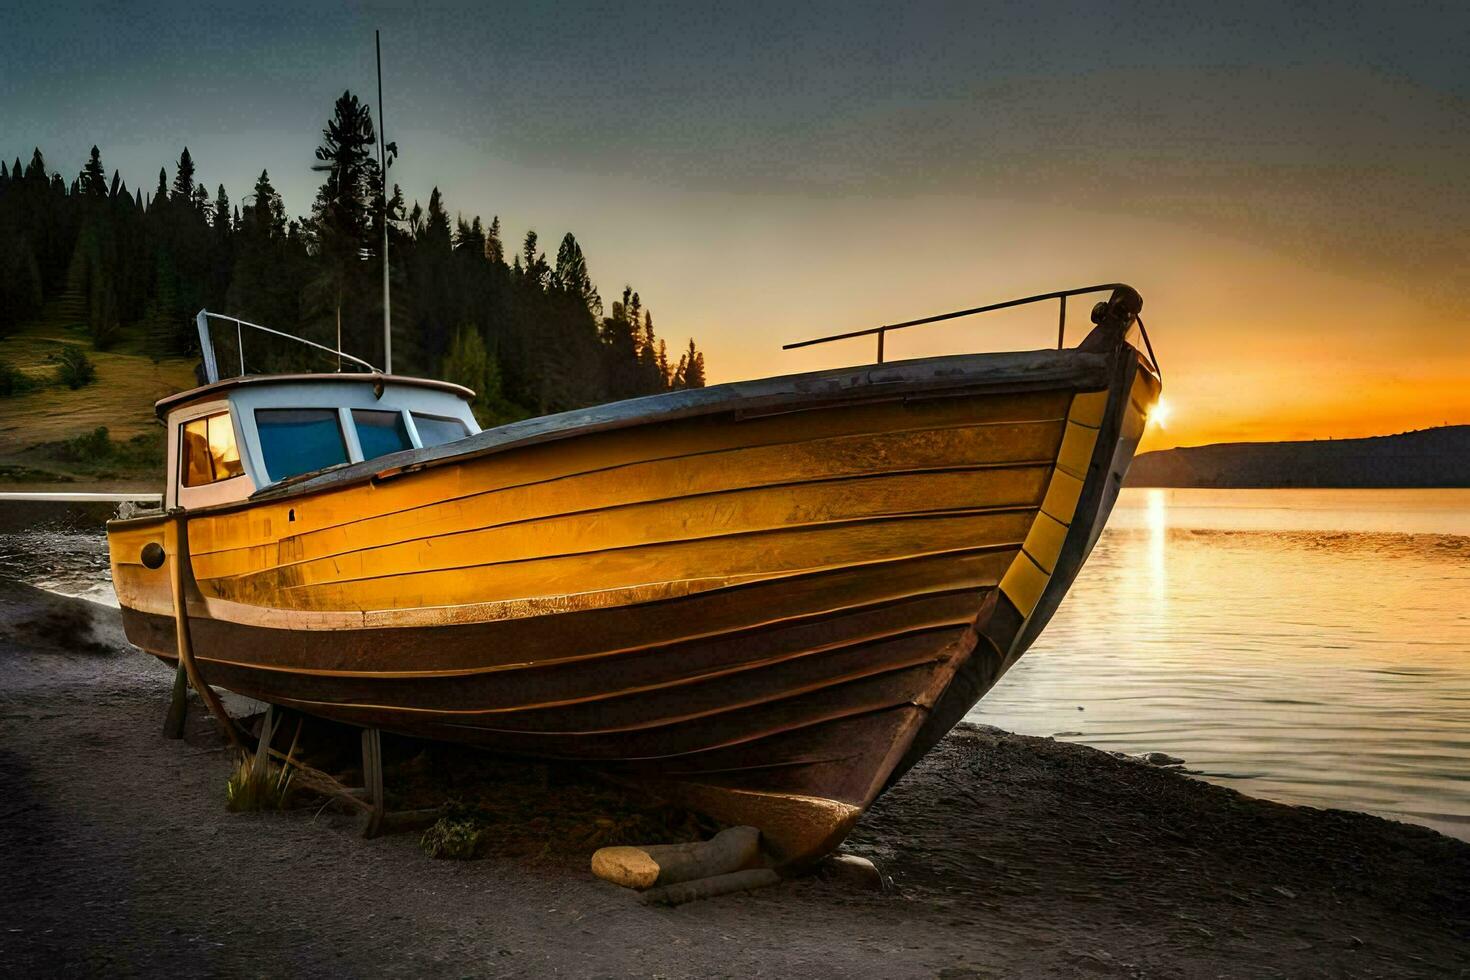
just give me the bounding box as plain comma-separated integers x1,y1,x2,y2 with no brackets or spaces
2,580,1466,979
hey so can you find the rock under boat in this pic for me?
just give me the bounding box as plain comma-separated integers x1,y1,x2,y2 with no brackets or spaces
107,283,1161,866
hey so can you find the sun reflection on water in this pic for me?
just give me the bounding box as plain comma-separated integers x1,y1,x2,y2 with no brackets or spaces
1145,487,1168,603
972,487,1470,841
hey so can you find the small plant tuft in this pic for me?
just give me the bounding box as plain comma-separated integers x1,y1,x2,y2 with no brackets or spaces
225,750,294,812
227,709,297,812
55,345,97,389
420,814,491,860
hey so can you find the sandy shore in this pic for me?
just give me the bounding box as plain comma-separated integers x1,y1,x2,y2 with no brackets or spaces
2,580,1466,978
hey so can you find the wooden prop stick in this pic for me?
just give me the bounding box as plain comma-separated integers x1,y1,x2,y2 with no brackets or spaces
361,728,386,838
162,659,189,739
167,513,244,750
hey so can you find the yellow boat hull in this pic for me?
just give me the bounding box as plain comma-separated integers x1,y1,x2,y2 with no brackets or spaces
109,342,1158,865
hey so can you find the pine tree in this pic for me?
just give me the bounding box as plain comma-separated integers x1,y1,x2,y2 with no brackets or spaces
485,216,503,265
310,91,377,241
307,90,379,357
637,310,660,388
520,230,548,288
406,187,454,369
172,148,196,202
79,146,107,196
600,286,643,399
423,188,449,245
245,170,286,238
554,232,599,315
24,148,46,180
681,339,706,388
213,184,230,231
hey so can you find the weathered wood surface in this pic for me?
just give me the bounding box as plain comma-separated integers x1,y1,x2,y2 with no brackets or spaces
591,825,762,890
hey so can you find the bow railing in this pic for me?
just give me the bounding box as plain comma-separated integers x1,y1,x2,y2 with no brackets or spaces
782,282,1137,365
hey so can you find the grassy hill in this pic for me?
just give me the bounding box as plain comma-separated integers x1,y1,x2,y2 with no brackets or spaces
1127,426,1470,488
0,310,197,490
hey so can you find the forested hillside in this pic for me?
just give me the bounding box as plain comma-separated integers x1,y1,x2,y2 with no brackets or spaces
0,90,707,429
1127,426,1470,488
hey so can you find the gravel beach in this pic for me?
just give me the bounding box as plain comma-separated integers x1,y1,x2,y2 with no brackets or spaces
2,580,1466,978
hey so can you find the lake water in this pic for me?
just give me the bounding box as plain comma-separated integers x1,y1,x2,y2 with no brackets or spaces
2,488,1467,840
969,488,1470,841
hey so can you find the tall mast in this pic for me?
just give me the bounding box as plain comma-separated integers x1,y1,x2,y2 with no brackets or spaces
376,29,392,374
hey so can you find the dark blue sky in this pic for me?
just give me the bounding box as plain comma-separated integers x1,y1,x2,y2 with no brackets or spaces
3,1,1467,444
6,2,1464,200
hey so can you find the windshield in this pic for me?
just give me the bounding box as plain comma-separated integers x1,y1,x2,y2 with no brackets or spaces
256,408,349,482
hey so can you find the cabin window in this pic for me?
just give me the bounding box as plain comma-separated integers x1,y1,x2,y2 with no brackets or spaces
255,408,349,482
411,412,470,448
180,412,245,487
352,409,413,460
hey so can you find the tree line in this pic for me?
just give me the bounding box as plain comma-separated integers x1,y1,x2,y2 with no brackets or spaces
0,90,707,423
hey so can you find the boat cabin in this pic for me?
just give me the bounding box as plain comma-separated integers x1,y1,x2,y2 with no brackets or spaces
158,311,479,510
156,374,479,510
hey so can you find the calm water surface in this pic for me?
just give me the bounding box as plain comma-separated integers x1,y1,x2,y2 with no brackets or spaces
969,488,1470,840
2,489,1467,839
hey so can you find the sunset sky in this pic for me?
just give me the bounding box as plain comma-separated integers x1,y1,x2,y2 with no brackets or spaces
4,1,1466,450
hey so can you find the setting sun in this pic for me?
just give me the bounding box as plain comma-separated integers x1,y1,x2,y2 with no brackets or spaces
1149,397,1172,428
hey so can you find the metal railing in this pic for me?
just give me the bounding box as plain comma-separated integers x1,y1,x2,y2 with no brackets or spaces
782,282,1131,365
196,310,380,384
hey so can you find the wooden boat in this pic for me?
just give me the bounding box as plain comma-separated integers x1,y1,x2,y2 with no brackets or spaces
107,284,1161,866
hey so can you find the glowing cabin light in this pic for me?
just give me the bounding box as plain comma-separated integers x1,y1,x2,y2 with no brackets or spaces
1149,397,1172,428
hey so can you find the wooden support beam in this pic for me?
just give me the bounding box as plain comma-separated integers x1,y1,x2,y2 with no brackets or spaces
361,727,385,838
162,660,188,739
167,513,243,750
592,826,762,889
255,705,277,763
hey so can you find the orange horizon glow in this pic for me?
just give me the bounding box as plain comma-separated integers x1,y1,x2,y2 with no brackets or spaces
660,196,1470,455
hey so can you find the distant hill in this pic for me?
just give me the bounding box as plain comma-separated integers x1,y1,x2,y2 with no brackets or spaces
1127,426,1470,488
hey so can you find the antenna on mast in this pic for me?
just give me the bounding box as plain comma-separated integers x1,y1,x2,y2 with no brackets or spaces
376,29,393,374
